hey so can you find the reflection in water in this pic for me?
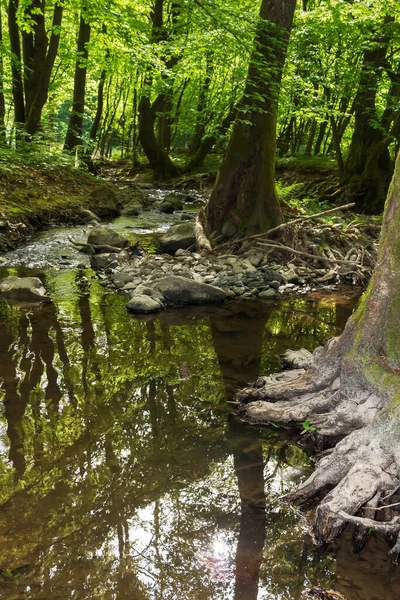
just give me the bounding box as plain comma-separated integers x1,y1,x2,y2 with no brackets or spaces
0,274,396,599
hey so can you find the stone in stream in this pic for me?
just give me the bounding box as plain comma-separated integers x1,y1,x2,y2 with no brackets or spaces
77,208,100,225
153,276,226,306
159,193,184,214
85,183,119,216
88,226,130,252
157,223,196,255
90,253,119,270
121,200,142,216
259,289,277,299
0,276,51,302
126,295,162,314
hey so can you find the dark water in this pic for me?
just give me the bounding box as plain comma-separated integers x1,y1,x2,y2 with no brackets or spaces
0,262,398,599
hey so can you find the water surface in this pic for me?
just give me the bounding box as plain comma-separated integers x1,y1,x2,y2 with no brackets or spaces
0,244,398,599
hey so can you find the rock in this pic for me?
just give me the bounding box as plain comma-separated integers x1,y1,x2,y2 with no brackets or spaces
259,289,277,299
175,248,192,257
0,276,51,302
159,193,184,213
280,348,313,370
157,223,196,255
283,268,299,284
121,200,142,216
126,295,162,314
0,257,7,264
90,253,119,270
134,284,165,302
112,272,133,288
77,208,100,224
269,280,280,290
153,276,226,306
86,184,118,216
88,226,130,251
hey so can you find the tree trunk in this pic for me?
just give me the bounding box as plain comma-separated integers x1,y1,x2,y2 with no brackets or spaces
7,0,25,129
138,0,180,179
0,6,7,140
188,57,213,156
342,23,394,214
64,10,91,152
205,0,296,239
239,151,400,553
25,2,64,136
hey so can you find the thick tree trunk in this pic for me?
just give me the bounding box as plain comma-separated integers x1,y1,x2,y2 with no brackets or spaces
205,0,296,239
342,24,394,214
64,11,91,152
238,151,400,553
24,2,63,136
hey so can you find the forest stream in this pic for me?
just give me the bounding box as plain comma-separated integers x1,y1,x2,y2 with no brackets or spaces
0,213,398,600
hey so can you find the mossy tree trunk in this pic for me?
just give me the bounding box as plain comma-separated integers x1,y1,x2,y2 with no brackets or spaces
342,20,397,214
205,0,297,239
138,0,180,180
239,151,400,552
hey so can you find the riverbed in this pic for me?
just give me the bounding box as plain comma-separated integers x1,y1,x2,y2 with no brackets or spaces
0,219,398,600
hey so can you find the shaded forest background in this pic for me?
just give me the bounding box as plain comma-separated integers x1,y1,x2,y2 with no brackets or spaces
0,0,398,216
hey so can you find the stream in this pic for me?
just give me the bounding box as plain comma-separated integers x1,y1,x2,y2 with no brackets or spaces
0,212,398,600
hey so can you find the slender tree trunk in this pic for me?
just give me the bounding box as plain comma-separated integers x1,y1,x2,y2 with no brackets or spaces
64,10,91,152
206,0,297,239
304,119,317,156
7,0,25,129
0,6,7,140
239,151,400,554
188,57,213,156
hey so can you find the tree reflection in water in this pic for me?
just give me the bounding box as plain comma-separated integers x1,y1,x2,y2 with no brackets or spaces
0,275,393,599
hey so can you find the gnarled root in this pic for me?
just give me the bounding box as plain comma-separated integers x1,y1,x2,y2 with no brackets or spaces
237,331,400,553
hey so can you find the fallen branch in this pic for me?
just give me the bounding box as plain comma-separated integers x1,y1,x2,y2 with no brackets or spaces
215,202,356,251
195,210,213,254
256,240,359,266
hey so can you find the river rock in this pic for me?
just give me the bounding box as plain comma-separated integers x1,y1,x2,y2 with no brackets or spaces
0,276,51,302
157,223,196,255
77,208,101,224
90,253,119,270
88,226,130,251
121,200,142,216
86,184,118,216
280,348,313,370
159,193,184,214
153,276,226,306
126,295,162,314
259,289,277,299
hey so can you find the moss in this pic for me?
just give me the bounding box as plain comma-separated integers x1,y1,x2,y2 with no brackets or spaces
364,362,400,393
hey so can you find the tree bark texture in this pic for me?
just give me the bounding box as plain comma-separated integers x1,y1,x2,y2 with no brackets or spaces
24,1,63,135
342,21,395,214
238,151,400,552
7,0,25,128
206,0,297,239
64,11,91,151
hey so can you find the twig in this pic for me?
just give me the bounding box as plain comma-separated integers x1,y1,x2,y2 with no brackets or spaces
215,203,355,251
256,240,358,265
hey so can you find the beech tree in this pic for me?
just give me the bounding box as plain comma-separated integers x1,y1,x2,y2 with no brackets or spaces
239,151,400,553
205,0,297,239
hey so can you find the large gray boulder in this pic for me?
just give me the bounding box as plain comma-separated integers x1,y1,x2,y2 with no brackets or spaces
0,276,51,302
157,223,196,255
88,227,130,251
153,276,226,306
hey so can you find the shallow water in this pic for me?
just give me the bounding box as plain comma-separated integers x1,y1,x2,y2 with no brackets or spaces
0,228,398,599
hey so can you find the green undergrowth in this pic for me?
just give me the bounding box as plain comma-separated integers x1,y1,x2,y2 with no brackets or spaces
0,147,100,223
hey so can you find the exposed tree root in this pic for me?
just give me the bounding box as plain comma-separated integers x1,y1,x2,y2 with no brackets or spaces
237,333,400,554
